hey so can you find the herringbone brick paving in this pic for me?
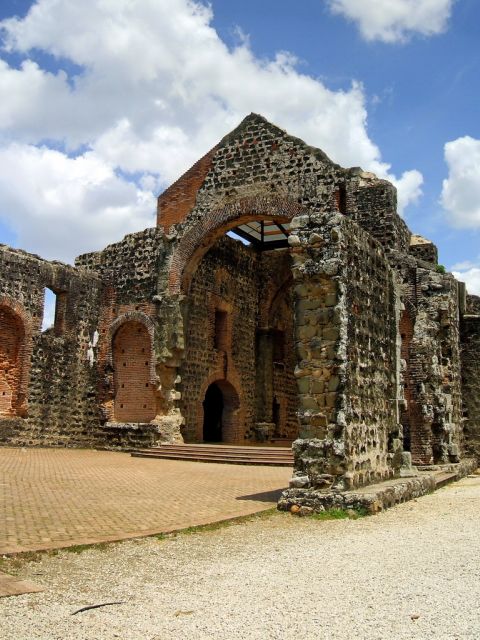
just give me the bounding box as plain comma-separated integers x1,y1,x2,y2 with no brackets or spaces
0,448,291,554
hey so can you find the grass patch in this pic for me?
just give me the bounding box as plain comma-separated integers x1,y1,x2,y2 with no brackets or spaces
311,508,350,521
308,506,369,521
0,549,56,575
0,540,115,573
155,507,281,540
63,541,111,554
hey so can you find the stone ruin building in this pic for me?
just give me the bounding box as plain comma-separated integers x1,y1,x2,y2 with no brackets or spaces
1,113,479,500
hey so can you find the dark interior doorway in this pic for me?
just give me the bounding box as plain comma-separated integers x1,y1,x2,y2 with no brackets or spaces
203,383,224,442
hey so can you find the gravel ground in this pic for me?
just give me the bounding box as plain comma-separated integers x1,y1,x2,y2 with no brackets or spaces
1,474,480,640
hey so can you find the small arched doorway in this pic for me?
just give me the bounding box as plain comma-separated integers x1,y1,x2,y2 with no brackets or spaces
202,379,240,443
203,383,223,442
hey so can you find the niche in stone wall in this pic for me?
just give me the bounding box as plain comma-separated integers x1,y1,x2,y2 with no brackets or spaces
214,309,229,351
336,183,347,214
112,321,156,423
399,308,415,452
0,306,24,417
272,329,285,365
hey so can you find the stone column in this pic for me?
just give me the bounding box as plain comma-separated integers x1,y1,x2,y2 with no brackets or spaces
279,210,399,511
151,293,185,443
287,212,349,492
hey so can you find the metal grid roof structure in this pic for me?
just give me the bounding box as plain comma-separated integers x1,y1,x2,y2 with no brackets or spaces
230,220,291,250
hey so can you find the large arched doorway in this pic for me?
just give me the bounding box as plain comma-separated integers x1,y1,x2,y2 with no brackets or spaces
202,379,240,443
172,196,305,444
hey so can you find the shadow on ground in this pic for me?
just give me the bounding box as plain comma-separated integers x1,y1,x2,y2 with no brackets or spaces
236,488,285,502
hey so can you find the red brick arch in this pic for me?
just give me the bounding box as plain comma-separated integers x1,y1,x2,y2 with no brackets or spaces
112,321,157,423
0,297,33,417
107,312,157,385
168,195,307,295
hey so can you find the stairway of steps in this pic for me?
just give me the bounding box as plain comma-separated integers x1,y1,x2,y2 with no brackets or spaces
131,443,294,466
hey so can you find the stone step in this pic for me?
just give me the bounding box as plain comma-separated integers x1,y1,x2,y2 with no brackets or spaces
148,444,292,456
131,444,293,466
434,471,458,488
136,450,294,460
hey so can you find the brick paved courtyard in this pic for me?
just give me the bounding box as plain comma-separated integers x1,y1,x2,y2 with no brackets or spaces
0,448,291,554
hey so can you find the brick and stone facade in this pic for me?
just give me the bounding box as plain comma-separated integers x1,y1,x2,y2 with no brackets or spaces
0,113,477,493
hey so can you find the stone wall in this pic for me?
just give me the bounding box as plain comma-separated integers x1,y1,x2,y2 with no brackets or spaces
407,268,463,464
461,294,480,458
76,227,165,304
409,235,438,265
0,245,103,447
344,171,411,254
163,113,410,292
288,212,398,491
76,228,183,443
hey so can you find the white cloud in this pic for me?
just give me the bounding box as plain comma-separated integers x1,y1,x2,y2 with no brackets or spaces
0,144,155,262
441,136,480,229
0,0,423,260
391,169,423,215
452,267,480,296
452,257,480,297
327,0,454,43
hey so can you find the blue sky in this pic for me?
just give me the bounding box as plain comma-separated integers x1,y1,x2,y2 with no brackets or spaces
0,0,479,291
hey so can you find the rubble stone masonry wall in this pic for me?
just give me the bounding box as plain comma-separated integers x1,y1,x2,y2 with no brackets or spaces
408,268,463,464
0,245,103,446
461,294,480,458
288,212,397,491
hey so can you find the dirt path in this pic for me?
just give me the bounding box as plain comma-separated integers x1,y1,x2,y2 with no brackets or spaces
1,474,479,639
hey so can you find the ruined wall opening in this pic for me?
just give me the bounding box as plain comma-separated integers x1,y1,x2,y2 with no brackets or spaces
180,232,298,443
42,287,67,335
0,306,25,417
112,320,156,423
